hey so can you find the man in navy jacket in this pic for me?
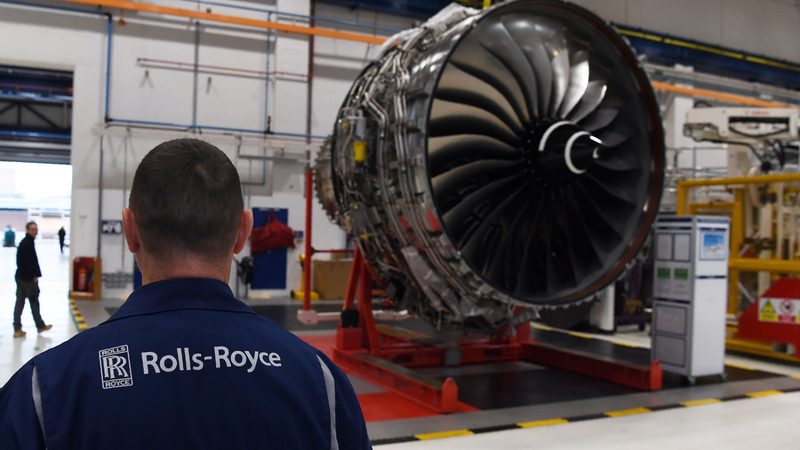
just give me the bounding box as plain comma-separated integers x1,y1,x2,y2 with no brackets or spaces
0,139,371,449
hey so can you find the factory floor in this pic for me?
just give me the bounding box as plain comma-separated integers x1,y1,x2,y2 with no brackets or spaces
2,241,800,448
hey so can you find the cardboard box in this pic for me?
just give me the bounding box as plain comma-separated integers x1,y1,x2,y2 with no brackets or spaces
312,259,353,299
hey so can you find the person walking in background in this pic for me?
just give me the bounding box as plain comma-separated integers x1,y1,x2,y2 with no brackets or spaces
57,226,66,254
13,222,52,338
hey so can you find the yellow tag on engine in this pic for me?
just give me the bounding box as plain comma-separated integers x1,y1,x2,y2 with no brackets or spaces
353,141,367,163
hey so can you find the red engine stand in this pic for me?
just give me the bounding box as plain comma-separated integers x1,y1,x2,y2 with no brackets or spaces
737,277,800,357
333,247,662,413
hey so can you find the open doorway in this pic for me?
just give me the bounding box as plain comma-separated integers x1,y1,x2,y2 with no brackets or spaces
0,160,72,267
0,64,73,376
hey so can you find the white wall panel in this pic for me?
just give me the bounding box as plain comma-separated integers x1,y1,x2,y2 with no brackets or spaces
627,0,724,45
721,0,800,63
196,27,270,130
109,20,196,125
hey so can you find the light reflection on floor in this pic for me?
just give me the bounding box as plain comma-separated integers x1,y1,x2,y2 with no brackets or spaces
0,239,76,385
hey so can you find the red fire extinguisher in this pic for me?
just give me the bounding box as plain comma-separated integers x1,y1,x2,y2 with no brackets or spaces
77,267,88,292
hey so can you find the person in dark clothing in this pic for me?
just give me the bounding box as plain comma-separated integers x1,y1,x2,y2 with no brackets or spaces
0,139,371,449
57,226,66,254
13,222,52,338
2,225,14,248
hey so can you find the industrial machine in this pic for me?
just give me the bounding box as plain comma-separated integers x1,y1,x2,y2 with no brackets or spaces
652,216,730,382
315,0,665,333
685,106,799,174
682,106,800,361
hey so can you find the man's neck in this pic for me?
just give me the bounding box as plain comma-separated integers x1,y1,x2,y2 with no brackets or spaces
143,269,229,285
138,252,232,286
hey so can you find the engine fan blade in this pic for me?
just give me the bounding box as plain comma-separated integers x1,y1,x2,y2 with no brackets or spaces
578,105,619,131
478,18,542,118
429,134,520,176
557,49,590,118
485,184,543,289
581,173,636,209
432,159,519,203
530,17,571,115
455,181,532,249
442,172,525,233
436,64,526,134
567,80,607,123
430,99,520,146
571,181,626,244
597,129,630,148
594,153,638,172
449,38,531,125
502,13,553,116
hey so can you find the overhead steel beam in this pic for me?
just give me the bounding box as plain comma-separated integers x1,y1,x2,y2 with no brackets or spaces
0,102,15,117
22,103,65,130
0,141,71,165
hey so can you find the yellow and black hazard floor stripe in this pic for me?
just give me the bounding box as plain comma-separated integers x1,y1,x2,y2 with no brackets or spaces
370,387,800,446
68,299,89,332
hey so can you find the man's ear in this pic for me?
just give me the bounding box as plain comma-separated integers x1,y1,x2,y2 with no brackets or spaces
122,208,141,253
233,209,254,254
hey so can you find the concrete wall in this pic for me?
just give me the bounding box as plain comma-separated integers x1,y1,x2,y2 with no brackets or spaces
575,0,800,62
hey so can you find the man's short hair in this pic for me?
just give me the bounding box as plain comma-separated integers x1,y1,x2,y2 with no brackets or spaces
25,221,36,231
129,139,243,262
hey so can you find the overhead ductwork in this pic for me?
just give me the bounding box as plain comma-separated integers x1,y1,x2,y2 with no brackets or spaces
316,0,664,331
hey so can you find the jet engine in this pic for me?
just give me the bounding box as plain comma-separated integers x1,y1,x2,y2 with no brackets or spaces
316,0,664,331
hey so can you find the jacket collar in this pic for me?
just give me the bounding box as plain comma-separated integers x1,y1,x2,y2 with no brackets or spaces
106,278,253,323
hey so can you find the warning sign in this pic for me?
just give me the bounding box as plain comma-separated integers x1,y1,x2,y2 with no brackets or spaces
758,298,800,324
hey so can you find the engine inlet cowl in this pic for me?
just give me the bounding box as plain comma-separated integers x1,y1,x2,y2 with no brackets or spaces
317,0,664,330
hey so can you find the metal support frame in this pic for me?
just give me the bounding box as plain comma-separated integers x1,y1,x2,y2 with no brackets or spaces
331,248,662,413
677,174,800,361
20,103,65,130
303,166,314,310
677,173,800,313
0,102,15,116
0,97,72,139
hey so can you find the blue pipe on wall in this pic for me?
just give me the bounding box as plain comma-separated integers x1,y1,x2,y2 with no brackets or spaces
265,11,272,135
104,13,113,121
0,130,71,140
0,93,72,104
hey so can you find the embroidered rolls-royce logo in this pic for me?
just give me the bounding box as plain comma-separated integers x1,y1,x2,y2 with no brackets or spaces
99,345,133,389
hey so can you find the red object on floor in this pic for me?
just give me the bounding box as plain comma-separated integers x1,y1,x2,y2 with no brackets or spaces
300,333,479,422
326,246,662,415
358,392,478,422
738,277,800,357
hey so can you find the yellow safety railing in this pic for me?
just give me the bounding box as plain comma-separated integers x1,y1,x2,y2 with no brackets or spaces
676,173,800,314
